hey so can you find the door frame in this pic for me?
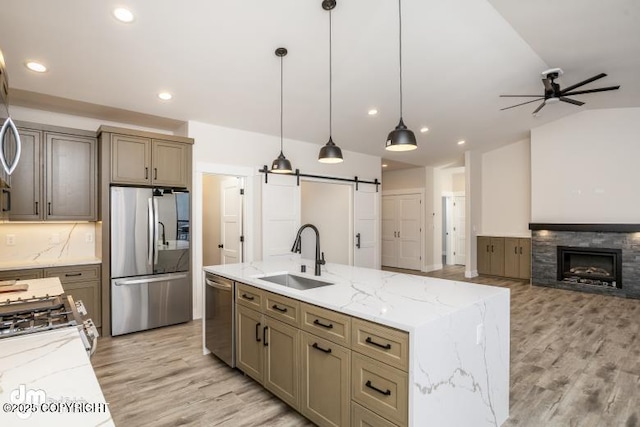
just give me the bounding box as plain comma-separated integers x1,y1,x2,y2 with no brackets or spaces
381,188,425,272
194,162,254,326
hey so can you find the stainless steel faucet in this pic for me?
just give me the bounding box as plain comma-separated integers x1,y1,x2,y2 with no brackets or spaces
291,224,325,276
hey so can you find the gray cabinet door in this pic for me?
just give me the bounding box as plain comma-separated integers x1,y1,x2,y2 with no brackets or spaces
152,139,188,188
111,134,152,185
45,132,97,220
8,128,43,220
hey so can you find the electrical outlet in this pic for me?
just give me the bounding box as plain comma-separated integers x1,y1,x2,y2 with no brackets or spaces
51,233,60,244
6,234,16,246
476,323,484,345
85,233,94,243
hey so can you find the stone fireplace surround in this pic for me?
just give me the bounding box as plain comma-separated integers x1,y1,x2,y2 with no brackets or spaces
529,223,640,299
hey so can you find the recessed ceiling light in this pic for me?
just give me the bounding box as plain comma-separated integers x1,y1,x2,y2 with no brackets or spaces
25,61,47,73
113,7,134,23
382,164,388,168
420,127,429,133
158,92,172,101
457,140,466,145
368,109,378,116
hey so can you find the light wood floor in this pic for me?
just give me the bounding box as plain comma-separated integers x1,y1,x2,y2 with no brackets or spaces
93,266,640,426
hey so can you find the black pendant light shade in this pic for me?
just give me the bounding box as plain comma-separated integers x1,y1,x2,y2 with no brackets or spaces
385,118,417,151
385,0,417,152
318,136,343,163
318,0,344,164
271,47,293,174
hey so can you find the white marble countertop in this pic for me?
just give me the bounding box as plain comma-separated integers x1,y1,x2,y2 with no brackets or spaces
204,257,509,332
0,258,102,272
0,328,114,427
2,277,65,300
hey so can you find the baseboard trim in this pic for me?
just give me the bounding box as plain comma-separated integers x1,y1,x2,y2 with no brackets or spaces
423,263,443,273
465,269,479,278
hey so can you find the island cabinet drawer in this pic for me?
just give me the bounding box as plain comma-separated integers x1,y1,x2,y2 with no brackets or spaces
264,292,300,327
351,318,409,371
351,402,399,427
351,353,408,426
301,303,351,347
0,269,44,281
236,283,263,310
44,265,100,283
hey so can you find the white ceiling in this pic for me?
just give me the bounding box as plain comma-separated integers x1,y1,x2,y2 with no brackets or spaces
1,0,638,167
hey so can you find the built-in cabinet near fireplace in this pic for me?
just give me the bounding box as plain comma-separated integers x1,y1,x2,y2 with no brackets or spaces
557,246,622,288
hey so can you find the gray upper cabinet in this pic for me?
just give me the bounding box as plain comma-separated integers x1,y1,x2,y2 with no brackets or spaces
46,132,97,221
111,134,190,188
7,126,97,221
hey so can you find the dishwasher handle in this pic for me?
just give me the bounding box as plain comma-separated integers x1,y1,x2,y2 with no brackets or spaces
205,277,233,291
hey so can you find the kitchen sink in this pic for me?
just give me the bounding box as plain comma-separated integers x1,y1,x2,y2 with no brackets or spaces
258,274,333,291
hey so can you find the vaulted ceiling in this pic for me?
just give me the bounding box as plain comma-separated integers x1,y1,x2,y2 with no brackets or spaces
1,0,638,167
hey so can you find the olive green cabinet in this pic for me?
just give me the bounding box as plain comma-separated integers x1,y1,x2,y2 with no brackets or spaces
236,304,265,382
477,236,505,276
504,238,531,279
7,127,97,221
110,134,189,188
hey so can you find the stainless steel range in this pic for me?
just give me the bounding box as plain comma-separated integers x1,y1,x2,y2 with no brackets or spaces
0,294,99,357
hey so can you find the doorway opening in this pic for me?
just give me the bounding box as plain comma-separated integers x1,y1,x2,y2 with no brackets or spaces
442,194,466,266
202,173,245,266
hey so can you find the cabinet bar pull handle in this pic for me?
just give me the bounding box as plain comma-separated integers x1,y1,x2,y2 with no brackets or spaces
263,326,268,346
255,322,261,342
272,304,288,313
398,231,400,238
242,293,255,301
1,189,9,212
48,202,52,216
154,168,158,180
520,247,523,255
486,245,489,252
145,167,148,179
313,319,334,329
365,380,391,396
65,273,82,277
491,245,494,253
514,247,517,254
365,336,391,350
34,201,39,215
312,343,332,354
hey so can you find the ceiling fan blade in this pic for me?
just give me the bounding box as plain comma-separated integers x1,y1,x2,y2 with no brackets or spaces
542,78,553,91
562,85,621,96
500,98,545,111
559,97,585,106
499,95,542,97
532,101,546,115
560,73,607,93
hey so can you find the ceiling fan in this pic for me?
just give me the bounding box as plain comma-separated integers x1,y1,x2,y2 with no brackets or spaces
500,68,620,115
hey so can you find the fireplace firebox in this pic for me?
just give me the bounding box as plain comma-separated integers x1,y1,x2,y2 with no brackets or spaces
557,246,622,288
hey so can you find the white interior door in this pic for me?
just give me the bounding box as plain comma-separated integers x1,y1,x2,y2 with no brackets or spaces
381,196,398,267
453,195,466,265
397,194,421,270
220,177,243,264
445,196,454,265
262,174,301,261
354,185,379,269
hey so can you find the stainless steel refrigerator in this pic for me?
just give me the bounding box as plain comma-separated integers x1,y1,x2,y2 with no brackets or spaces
110,186,192,336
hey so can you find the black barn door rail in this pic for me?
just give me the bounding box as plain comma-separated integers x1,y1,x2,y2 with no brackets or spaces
259,165,380,192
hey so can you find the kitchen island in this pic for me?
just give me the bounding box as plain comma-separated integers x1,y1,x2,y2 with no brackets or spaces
204,259,509,427
0,278,113,427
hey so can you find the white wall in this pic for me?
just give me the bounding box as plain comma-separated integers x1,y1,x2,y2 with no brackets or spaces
382,167,426,191
531,108,640,223
301,181,352,265
481,138,531,235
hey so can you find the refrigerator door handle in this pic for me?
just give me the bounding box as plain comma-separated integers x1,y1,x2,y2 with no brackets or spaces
148,198,154,266
153,197,159,265
114,273,189,286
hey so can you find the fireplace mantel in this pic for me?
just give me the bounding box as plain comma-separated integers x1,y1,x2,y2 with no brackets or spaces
529,223,640,233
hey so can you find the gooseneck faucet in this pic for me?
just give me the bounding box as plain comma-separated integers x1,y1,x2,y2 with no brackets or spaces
291,224,325,276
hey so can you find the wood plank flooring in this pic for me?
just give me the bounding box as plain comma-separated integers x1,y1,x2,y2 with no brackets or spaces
93,267,640,426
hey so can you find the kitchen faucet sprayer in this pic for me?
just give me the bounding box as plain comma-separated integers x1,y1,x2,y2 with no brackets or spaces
291,224,325,276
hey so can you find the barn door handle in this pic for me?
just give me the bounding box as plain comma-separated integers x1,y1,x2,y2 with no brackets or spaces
218,244,224,248
356,233,361,249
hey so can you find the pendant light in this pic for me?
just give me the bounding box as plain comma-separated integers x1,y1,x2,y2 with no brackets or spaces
318,0,344,164
385,0,417,152
271,47,293,173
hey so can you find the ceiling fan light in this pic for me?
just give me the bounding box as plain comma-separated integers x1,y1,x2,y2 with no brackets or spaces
271,152,293,173
385,118,417,151
319,136,343,163
546,97,560,104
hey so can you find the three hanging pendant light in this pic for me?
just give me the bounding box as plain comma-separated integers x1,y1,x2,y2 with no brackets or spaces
318,0,344,164
270,47,293,174
385,0,417,152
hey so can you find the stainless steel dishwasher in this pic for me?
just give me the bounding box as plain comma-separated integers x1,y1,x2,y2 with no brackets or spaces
205,273,235,367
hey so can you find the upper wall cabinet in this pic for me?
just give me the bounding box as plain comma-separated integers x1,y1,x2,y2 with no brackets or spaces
110,133,190,188
8,125,97,221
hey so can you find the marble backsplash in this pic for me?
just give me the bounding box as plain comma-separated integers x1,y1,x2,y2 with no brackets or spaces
0,222,98,265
